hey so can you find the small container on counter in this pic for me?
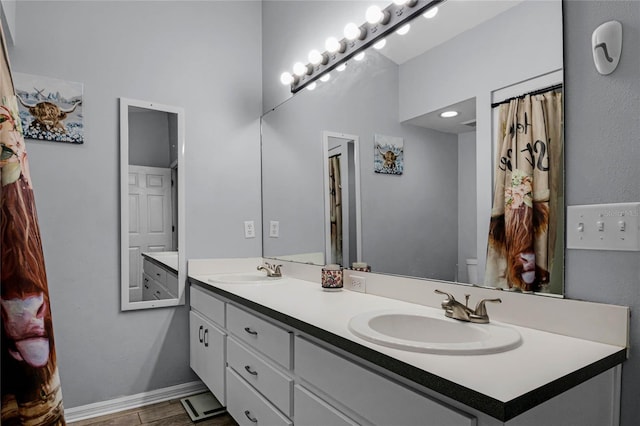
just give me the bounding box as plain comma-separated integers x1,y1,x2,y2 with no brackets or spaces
321,264,343,291
351,262,371,272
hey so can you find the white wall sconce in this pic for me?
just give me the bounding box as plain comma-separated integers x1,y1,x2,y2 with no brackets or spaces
592,20,622,75
286,0,444,93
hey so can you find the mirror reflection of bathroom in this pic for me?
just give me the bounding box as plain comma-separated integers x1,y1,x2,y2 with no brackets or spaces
323,132,362,268
127,106,179,303
405,98,477,284
120,98,185,311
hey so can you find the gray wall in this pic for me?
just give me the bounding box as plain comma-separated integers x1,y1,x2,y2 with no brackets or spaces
563,2,640,424
0,0,15,44
457,131,477,283
8,0,262,409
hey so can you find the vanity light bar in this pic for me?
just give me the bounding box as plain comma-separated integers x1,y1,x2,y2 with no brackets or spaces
290,0,445,93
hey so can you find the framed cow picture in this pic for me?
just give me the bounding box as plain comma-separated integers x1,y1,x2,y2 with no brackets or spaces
374,134,403,175
14,73,84,144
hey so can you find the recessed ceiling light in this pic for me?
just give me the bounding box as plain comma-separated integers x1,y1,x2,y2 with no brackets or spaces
440,110,458,118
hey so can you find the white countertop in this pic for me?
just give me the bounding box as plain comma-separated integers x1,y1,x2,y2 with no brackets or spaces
189,273,625,404
143,251,178,271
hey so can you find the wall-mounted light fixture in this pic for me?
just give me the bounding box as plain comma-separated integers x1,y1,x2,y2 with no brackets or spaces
282,0,444,93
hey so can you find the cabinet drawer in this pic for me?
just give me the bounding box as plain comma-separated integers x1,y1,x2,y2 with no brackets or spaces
143,259,167,284
190,285,225,327
227,304,291,369
226,367,292,426
294,385,359,426
227,337,293,416
295,336,476,426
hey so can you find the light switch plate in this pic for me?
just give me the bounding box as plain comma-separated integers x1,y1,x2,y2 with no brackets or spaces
567,202,640,251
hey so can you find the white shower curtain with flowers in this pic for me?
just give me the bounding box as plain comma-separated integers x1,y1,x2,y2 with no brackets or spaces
486,89,563,292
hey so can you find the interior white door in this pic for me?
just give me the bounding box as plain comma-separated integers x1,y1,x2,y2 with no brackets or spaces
128,165,173,301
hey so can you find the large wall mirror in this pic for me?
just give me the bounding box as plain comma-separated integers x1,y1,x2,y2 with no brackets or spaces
262,0,564,295
120,98,186,310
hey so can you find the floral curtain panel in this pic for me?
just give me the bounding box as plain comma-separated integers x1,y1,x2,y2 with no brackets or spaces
486,89,563,292
1,26,66,425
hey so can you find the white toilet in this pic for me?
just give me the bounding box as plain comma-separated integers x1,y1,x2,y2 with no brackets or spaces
466,258,478,284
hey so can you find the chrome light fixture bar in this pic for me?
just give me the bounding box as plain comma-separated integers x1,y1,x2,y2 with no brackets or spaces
290,0,445,93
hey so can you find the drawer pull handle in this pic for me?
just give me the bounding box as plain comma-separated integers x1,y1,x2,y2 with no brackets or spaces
244,410,257,423
198,326,203,343
203,329,209,347
244,365,258,376
244,327,258,336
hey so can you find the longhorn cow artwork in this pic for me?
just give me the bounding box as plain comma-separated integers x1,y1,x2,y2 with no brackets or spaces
14,72,84,144
374,134,404,175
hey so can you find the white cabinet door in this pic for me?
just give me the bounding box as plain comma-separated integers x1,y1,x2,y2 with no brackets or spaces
190,310,226,405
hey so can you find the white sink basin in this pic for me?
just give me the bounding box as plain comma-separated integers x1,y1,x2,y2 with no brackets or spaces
348,309,522,355
208,273,283,284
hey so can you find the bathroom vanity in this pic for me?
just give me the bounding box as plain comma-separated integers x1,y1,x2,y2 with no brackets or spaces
187,259,628,426
141,252,178,300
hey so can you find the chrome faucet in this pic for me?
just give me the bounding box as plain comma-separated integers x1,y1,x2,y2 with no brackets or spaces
434,289,501,324
257,262,282,278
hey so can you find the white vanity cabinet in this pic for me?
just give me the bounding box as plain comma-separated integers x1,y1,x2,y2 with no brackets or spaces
143,257,178,299
189,286,226,405
188,281,622,426
189,284,294,424
295,336,476,426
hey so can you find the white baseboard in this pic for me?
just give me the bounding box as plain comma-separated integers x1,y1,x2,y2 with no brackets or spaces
64,381,207,423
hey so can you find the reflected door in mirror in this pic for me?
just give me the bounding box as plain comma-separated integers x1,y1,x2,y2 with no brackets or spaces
128,166,173,302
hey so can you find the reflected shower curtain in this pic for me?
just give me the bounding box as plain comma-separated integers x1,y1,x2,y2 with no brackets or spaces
1,26,66,424
486,90,563,292
329,155,343,265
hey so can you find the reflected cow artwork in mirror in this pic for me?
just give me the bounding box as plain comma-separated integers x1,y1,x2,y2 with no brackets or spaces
261,0,564,296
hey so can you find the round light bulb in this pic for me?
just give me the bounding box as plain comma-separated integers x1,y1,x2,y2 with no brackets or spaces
423,6,438,19
307,82,317,91
373,39,387,50
320,73,331,82
280,72,294,85
440,110,459,118
308,49,323,65
354,52,365,61
344,22,361,40
336,63,347,72
293,62,307,77
365,5,383,24
325,36,341,53
396,23,411,36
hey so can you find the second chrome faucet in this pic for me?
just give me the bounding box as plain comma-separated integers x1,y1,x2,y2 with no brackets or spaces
257,262,282,278
434,289,501,324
